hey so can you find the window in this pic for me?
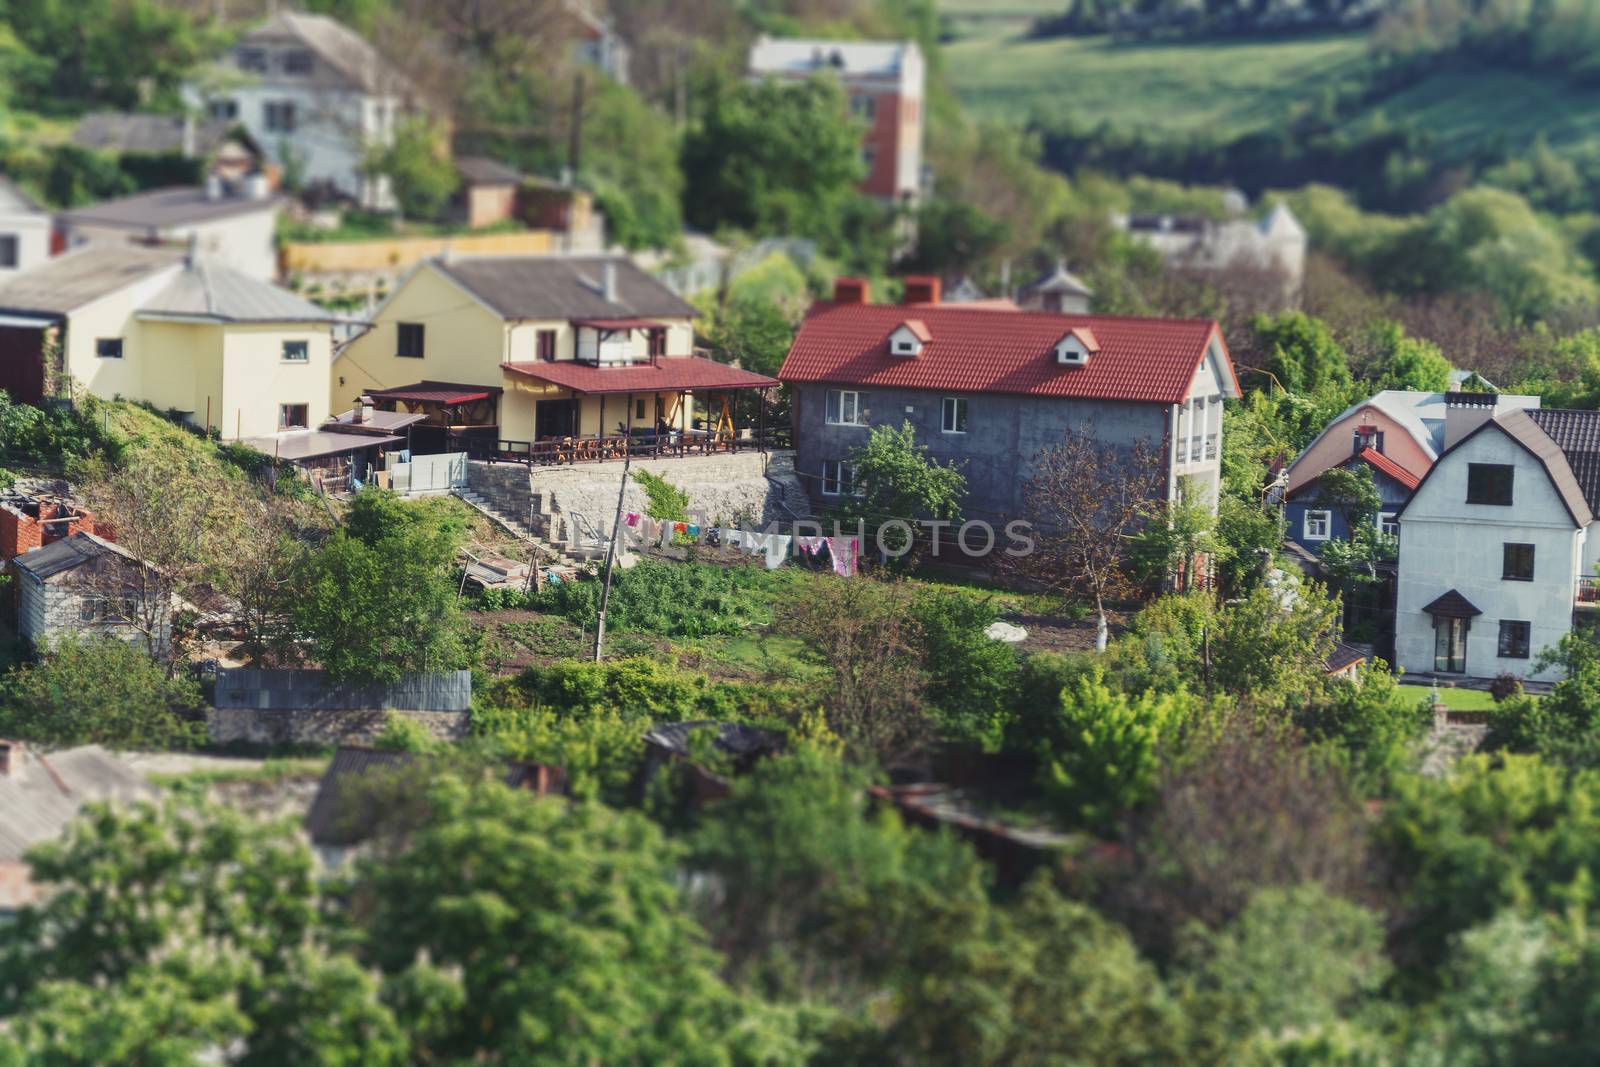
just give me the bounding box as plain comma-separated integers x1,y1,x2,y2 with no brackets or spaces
635,398,646,420
283,49,313,74
397,322,425,358
0,234,17,269
236,46,267,72
96,338,123,359
825,389,866,426
821,459,860,497
207,99,238,121
1303,509,1331,541
942,396,968,434
1503,542,1535,581
1353,427,1385,453
281,340,309,362
264,100,297,133
892,335,919,356
851,94,877,121
1498,620,1531,659
278,403,309,430
1377,511,1399,537
537,329,557,361
1435,617,1469,674
1467,463,1514,506
79,597,100,623
648,328,667,358
861,146,876,171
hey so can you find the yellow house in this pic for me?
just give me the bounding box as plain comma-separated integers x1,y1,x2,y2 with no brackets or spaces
0,244,336,438
334,255,779,459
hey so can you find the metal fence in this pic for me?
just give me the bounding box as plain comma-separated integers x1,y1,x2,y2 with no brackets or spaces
214,668,472,712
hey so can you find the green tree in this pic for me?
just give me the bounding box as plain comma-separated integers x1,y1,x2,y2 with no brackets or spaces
909,588,1018,749
294,490,469,683
1486,625,1600,766
632,468,691,521
364,117,459,220
4,0,216,109
703,294,797,378
844,420,967,556
1215,494,1285,597
1370,319,1451,392
1252,312,1353,396
355,776,802,1064
1211,580,1341,705
1175,884,1389,1058
1131,477,1228,593
1313,466,1396,587
0,635,205,750
1039,668,1199,833
682,75,865,247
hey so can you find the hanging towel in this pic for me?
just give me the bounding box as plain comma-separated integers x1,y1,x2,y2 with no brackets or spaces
797,536,826,556
659,521,674,547
764,534,792,570
829,536,858,577
674,521,688,534
624,512,640,528
687,524,701,538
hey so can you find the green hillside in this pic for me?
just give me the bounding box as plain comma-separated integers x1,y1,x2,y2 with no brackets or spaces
944,25,1600,167
944,31,1372,138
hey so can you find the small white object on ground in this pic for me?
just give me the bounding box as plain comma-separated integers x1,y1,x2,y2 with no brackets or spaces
985,621,1028,643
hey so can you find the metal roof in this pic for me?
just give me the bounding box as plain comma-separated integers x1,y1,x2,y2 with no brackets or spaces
780,302,1233,405
9,531,140,581
456,156,523,186
71,112,238,157
240,429,403,462
59,186,281,231
0,745,156,865
0,244,182,315
432,255,698,322
503,356,778,395
368,381,501,405
139,260,335,323
325,408,428,434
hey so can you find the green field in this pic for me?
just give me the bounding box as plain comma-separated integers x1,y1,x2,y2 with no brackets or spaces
1398,684,1524,712
943,27,1600,163
944,31,1372,137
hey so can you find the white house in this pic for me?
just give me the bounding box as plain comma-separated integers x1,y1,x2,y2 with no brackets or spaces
190,11,406,209
1394,398,1600,683
57,182,282,282
0,177,53,277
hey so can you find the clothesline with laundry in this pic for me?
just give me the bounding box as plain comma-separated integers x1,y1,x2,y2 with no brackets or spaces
613,512,861,574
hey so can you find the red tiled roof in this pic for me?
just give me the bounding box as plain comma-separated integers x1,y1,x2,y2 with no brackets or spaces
502,357,778,395
1356,447,1421,491
778,302,1233,404
368,381,501,405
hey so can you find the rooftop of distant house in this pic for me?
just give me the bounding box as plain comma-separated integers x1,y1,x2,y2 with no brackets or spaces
748,35,922,80
70,112,246,159
430,255,698,322
236,10,404,95
59,184,282,232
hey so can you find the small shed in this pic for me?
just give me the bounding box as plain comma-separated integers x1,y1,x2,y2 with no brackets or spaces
9,532,161,651
455,156,523,228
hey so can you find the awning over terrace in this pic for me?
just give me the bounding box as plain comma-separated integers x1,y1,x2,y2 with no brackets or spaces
501,356,778,395
367,381,500,405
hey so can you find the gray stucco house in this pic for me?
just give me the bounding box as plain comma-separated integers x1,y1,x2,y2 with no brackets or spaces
10,532,167,652
778,279,1239,522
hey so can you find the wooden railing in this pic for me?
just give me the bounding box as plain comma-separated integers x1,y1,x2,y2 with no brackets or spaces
448,427,791,466
1577,576,1600,606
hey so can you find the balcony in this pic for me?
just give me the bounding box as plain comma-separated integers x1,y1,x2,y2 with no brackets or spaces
1205,434,1218,460
1578,576,1600,608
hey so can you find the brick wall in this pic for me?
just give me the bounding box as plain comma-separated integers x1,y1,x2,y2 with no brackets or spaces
0,500,105,563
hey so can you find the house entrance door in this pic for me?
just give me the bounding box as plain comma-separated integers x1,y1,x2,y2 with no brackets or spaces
1433,617,1468,674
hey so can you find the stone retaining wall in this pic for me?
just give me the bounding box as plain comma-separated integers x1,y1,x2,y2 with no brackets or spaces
207,707,470,746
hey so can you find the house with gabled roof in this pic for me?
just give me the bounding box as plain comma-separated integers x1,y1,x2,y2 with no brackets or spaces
778,278,1239,520
189,11,410,208
1394,399,1600,683
0,244,336,437
333,254,778,457
1281,389,1540,558
0,176,53,278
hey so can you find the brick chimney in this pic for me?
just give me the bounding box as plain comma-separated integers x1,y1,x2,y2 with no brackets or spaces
833,278,869,305
902,275,940,306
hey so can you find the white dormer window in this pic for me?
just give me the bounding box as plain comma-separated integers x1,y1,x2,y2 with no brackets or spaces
889,321,929,358
1054,326,1099,366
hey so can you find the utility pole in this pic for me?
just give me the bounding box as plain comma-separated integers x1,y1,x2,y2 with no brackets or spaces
567,70,587,183
592,451,632,662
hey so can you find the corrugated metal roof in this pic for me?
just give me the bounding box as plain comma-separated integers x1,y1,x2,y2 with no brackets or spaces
139,260,334,323
779,302,1232,405
0,745,156,864
456,156,522,186
0,244,182,315
502,356,777,395
433,256,698,322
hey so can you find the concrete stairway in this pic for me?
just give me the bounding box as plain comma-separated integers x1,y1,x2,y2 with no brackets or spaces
459,461,607,564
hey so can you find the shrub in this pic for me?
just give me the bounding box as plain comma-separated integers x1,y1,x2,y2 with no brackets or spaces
632,470,690,522
1490,672,1524,702
530,560,791,637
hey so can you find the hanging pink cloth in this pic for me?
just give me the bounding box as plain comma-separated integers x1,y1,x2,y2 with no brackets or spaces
829,536,858,577
624,512,640,528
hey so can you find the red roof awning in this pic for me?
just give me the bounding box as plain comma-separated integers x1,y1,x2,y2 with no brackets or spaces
572,318,666,331
367,381,502,405
1356,446,1422,491
503,357,778,395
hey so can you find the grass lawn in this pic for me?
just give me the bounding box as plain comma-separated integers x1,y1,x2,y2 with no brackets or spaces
944,31,1372,137
1399,683,1525,712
